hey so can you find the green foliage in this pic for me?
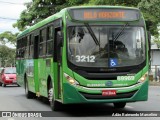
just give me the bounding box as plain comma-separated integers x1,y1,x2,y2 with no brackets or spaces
68,0,86,5
0,31,17,67
154,40,160,48
0,31,18,46
138,0,160,36
89,0,141,6
0,45,16,67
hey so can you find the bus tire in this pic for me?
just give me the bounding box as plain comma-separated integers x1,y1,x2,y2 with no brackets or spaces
48,81,62,111
25,78,35,99
113,102,126,108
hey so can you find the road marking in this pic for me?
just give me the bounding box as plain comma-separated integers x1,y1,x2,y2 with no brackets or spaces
8,118,15,120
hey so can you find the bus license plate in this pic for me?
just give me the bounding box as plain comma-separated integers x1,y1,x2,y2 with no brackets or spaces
102,90,116,96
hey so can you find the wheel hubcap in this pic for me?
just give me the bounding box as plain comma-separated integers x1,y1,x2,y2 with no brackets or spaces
48,88,53,102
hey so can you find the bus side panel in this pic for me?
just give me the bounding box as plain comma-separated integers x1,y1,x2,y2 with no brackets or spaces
45,58,53,97
26,59,35,93
16,60,24,87
34,59,39,94
53,62,59,99
38,58,47,97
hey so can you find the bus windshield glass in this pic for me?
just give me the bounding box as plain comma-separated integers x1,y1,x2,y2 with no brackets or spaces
67,25,145,68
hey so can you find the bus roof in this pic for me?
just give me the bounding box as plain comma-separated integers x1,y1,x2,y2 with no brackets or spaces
17,6,139,39
66,5,139,10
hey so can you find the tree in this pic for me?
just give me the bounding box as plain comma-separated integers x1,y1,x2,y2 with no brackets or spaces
0,31,18,47
0,45,16,67
138,0,160,36
0,31,17,67
89,0,141,7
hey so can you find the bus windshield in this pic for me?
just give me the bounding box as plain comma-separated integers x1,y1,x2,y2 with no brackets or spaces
67,25,145,68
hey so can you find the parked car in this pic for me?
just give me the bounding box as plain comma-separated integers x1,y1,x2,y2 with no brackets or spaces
0,67,17,87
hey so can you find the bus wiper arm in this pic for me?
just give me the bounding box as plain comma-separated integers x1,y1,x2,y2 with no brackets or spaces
113,22,129,41
85,23,100,46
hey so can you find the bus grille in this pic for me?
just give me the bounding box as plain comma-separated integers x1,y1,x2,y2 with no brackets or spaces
79,90,137,99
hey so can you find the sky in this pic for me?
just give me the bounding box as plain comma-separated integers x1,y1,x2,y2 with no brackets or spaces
0,0,31,34
0,0,32,48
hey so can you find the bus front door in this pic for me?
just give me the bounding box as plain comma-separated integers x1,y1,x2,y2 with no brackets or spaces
54,27,63,100
33,35,39,95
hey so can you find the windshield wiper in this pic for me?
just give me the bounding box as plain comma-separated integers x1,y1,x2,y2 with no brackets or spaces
113,22,129,41
84,23,100,46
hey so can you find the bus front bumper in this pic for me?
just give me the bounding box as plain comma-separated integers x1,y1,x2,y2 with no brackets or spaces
63,80,148,104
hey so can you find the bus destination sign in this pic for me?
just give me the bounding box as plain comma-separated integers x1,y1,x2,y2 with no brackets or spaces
68,8,140,21
84,11,125,19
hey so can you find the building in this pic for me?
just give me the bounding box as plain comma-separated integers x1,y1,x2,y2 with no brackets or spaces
150,43,160,81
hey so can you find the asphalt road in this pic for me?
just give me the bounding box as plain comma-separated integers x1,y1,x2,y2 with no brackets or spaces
0,85,160,120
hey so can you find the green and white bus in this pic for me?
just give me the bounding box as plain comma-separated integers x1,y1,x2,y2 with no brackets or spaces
16,6,150,111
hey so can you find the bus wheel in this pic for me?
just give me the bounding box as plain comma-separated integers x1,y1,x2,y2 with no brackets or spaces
48,82,62,111
113,102,126,108
25,78,35,99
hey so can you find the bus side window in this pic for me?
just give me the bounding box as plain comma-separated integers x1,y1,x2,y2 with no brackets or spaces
39,28,46,57
17,39,24,59
55,28,63,63
24,36,30,59
29,34,34,58
16,49,20,58
47,25,54,56
20,37,27,59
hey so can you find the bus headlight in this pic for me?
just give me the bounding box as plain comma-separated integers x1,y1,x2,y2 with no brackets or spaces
64,73,79,86
138,72,148,83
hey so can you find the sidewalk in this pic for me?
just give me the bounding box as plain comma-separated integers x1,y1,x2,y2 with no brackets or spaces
149,80,160,86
